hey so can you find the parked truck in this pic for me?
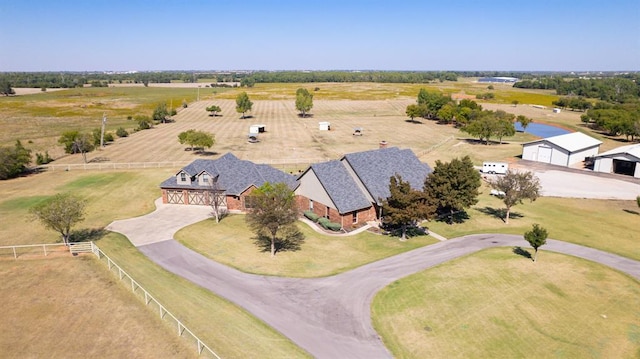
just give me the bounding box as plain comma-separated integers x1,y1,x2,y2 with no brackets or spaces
482,162,509,174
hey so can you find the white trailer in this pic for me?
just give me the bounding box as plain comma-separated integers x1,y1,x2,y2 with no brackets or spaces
482,162,509,174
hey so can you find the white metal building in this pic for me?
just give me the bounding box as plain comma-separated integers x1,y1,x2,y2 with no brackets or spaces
522,132,602,167
593,143,640,178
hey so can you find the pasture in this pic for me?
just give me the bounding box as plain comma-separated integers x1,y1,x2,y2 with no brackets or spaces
1,81,638,358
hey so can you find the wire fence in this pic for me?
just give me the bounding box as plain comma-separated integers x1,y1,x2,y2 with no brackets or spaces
0,242,221,358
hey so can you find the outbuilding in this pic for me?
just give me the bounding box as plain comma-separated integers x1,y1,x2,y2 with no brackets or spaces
521,132,602,167
249,124,266,134
319,121,331,131
593,143,640,178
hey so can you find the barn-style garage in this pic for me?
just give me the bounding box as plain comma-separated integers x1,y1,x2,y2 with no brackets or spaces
522,132,602,167
593,143,640,178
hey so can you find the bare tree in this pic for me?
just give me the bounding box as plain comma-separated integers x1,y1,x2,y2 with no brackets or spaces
207,175,226,223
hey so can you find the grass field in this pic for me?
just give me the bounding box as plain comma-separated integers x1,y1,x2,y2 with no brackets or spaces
372,247,640,358
0,256,196,359
427,182,640,261
176,215,438,277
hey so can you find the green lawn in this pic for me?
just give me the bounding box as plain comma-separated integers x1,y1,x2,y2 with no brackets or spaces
427,183,640,261
176,215,438,277
372,247,640,358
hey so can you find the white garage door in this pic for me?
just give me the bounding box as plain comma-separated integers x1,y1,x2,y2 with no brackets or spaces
538,146,552,163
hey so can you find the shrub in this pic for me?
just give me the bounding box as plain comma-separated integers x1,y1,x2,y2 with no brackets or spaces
35,151,53,165
303,211,319,222
324,222,342,231
104,132,114,142
116,127,129,137
317,217,330,226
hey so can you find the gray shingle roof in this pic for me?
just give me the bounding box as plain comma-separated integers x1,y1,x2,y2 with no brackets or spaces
310,161,373,214
160,153,297,195
342,147,431,204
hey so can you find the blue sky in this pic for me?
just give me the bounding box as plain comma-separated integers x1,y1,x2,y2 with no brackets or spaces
0,0,638,71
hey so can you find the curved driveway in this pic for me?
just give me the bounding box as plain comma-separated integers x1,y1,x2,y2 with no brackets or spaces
107,201,640,359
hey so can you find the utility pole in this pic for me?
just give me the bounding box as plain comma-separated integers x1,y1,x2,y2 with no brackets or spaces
100,112,107,148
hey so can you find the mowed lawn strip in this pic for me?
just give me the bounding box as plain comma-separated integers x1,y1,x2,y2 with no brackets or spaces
96,233,311,358
176,215,438,277
372,247,640,359
427,184,640,261
0,256,196,359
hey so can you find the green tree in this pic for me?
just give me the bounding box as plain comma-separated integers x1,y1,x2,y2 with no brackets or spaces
495,118,516,144
206,105,222,117
30,193,86,246
116,127,129,137
381,175,434,241
295,88,313,117
134,115,153,130
235,92,253,119
461,112,498,145
417,89,452,119
0,140,32,180
516,115,532,131
178,129,215,152
58,131,94,162
512,100,519,107
0,79,15,96
245,182,302,257
491,170,541,224
524,223,548,262
423,156,481,224
405,104,424,122
152,103,170,123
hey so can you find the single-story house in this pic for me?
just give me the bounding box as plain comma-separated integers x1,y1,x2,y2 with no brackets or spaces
295,147,432,230
593,143,640,178
160,153,297,211
522,132,602,167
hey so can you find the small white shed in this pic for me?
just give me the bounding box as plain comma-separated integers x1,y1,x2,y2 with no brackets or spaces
319,121,331,131
593,143,640,178
249,124,266,134
522,132,602,167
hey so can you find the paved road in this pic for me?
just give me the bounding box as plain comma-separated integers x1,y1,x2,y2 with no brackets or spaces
107,203,640,359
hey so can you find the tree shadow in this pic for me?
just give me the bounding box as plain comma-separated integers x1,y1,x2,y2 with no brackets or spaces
69,228,108,243
513,246,533,260
623,209,639,215
240,115,254,119
434,210,470,224
405,119,423,124
252,227,305,255
477,206,523,222
297,113,314,118
198,150,219,156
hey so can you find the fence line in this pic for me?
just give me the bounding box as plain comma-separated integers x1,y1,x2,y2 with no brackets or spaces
39,161,191,171
91,242,222,358
1,242,221,358
415,135,455,158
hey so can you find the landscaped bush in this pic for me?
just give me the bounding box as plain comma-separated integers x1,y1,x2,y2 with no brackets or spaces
317,217,329,225
323,222,342,231
303,211,319,222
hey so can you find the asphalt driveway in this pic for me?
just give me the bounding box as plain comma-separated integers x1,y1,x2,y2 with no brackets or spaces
107,201,640,358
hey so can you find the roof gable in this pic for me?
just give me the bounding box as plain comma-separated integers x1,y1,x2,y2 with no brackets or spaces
595,143,640,161
310,161,372,214
524,132,602,152
342,147,432,203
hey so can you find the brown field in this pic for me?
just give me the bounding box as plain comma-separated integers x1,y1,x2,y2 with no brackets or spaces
0,256,195,359
45,97,587,168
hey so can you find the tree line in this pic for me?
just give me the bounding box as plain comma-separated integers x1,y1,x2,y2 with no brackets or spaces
514,75,640,103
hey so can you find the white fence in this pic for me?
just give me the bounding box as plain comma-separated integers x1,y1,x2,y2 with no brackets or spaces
39,162,190,171
1,242,221,358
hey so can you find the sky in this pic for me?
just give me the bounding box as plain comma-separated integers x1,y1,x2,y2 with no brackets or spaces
0,0,638,72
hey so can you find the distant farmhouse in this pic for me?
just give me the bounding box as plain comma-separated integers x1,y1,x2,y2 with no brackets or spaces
522,132,602,167
478,77,518,83
161,147,432,230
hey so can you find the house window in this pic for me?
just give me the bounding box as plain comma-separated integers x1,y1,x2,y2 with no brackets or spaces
309,200,314,211
180,173,186,182
202,173,209,185
352,212,358,224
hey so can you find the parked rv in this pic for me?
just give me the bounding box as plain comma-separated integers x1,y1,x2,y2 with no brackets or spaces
482,162,509,174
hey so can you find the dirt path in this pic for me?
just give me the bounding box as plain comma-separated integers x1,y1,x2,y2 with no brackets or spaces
107,203,640,358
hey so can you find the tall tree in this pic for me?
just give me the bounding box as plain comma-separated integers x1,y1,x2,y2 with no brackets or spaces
235,92,253,119
461,112,498,145
0,140,32,180
178,129,215,152
0,79,15,96
405,104,424,122
381,175,434,241
30,193,86,246
71,133,95,163
423,156,481,224
495,118,516,144
516,115,532,132
524,223,548,262
245,182,302,257
491,170,541,224
295,88,313,117
206,175,226,223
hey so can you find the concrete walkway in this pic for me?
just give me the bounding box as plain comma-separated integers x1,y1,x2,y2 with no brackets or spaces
106,200,640,359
